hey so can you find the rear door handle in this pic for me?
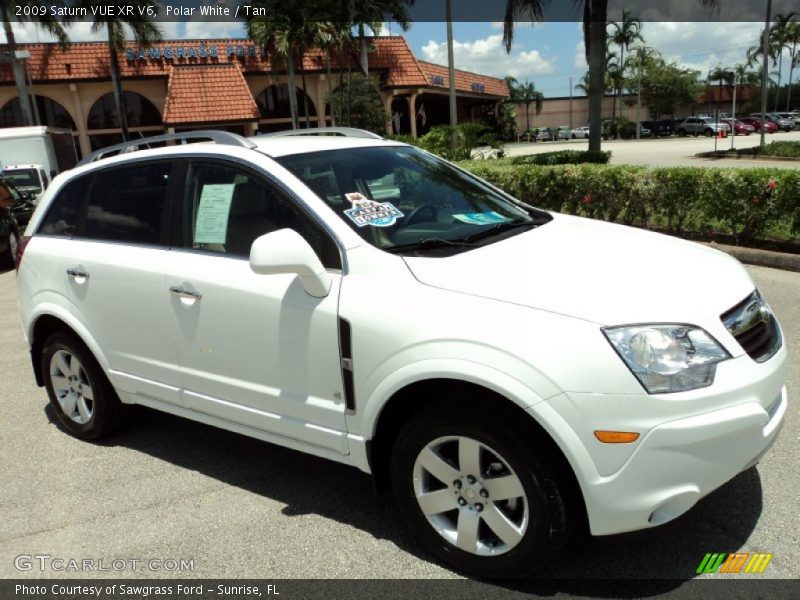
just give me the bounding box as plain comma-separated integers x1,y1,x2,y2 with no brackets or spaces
66,267,89,279
169,285,202,300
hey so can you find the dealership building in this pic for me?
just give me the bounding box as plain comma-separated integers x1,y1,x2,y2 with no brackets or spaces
0,36,509,158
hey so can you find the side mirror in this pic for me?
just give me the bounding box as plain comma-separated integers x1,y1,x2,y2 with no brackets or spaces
249,229,332,298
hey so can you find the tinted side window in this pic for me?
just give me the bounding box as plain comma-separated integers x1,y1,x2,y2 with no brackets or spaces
183,161,341,269
79,162,171,245
38,176,89,236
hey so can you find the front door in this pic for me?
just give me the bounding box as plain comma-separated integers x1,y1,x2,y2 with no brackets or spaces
165,159,348,453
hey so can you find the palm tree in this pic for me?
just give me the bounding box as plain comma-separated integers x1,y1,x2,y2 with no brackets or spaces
784,20,800,110
708,65,734,116
349,0,413,76
81,0,161,141
503,0,720,152
510,80,543,132
1,1,69,127
768,13,796,111
607,8,643,126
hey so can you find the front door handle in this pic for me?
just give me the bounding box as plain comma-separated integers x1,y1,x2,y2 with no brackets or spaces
66,267,89,279
169,285,202,300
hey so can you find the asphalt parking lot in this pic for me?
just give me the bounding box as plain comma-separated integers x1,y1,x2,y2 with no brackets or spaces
505,129,800,168
0,263,797,585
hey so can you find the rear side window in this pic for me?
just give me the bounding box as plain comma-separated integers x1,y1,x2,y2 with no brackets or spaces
39,176,89,236
79,162,171,245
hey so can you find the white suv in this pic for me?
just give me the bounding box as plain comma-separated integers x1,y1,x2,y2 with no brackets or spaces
16,130,787,578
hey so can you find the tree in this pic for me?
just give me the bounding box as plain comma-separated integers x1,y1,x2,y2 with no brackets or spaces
348,0,413,76
768,13,796,111
326,75,386,133
640,59,701,121
1,1,69,127
81,0,161,141
708,65,734,115
503,0,720,152
509,80,543,132
783,19,800,110
607,8,643,131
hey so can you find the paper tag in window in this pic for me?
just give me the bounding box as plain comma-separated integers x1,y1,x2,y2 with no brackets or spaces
452,211,511,225
195,184,234,244
343,192,404,228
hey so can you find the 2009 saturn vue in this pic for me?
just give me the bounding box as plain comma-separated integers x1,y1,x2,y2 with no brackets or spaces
16,130,786,578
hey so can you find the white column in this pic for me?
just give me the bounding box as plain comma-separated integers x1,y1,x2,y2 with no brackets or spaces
68,83,91,157
408,93,418,138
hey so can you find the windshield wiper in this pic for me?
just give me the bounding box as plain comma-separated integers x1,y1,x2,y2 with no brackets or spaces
459,219,537,243
384,237,481,254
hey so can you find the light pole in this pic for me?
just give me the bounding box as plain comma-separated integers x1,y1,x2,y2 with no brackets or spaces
569,77,573,130
446,0,458,151
631,46,652,141
759,0,772,148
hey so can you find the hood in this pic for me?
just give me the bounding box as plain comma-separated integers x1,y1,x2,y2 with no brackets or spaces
403,213,755,326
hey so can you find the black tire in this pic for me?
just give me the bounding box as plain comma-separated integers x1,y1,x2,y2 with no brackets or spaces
677,128,687,137
391,406,572,579
1,227,17,270
704,128,714,137
42,331,127,440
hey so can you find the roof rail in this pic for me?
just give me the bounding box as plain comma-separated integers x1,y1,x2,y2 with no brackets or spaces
78,130,257,166
261,127,384,140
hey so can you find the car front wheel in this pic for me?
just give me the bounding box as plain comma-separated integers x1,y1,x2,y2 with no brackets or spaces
391,408,572,578
42,331,127,440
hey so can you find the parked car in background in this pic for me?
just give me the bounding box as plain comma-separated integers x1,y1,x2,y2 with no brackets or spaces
534,128,552,142
0,179,23,269
755,113,794,132
676,117,730,137
775,113,798,130
642,120,674,137
556,126,571,141
720,118,755,136
740,117,778,134
570,126,590,139
635,123,652,138
1,164,50,199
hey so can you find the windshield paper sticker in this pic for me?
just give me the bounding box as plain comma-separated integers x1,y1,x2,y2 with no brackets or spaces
343,192,404,228
453,211,512,225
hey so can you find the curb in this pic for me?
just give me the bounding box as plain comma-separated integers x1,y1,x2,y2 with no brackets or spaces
703,242,800,272
695,151,800,162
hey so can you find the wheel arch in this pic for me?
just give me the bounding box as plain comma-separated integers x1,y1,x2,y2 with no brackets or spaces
29,308,109,387
365,376,588,530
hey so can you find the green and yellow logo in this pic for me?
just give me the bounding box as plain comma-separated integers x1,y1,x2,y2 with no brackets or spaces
696,552,773,574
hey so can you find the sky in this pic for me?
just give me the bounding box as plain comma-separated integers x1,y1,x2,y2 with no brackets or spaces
1,19,777,98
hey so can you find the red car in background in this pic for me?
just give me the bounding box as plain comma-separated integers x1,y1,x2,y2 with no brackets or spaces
740,116,778,133
721,118,755,135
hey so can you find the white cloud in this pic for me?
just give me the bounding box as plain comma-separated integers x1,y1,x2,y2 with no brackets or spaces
573,41,587,70
635,22,764,77
421,33,555,80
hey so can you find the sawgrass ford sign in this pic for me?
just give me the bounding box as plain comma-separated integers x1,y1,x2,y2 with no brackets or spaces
125,44,263,61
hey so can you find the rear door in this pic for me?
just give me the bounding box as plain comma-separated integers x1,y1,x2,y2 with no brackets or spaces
165,158,349,452
37,160,182,405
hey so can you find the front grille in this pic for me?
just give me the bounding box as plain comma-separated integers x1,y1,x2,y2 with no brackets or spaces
721,290,782,363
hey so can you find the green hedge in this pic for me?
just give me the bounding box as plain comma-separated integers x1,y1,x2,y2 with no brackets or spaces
752,141,800,158
457,162,800,244
508,150,611,166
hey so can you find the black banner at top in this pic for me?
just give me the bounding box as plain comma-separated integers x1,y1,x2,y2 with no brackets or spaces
6,0,800,23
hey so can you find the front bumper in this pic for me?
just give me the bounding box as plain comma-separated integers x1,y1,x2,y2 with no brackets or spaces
538,349,788,536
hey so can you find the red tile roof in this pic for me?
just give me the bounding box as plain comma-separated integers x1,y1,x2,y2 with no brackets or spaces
417,61,510,98
162,64,259,124
0,37,508,98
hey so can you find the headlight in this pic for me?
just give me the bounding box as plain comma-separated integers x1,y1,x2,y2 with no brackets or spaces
603,325,730,394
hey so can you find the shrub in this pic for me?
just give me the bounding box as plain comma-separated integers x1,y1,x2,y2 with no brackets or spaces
509,150,611,166
753,141,800,158
456,161,799,245
402,124,502,161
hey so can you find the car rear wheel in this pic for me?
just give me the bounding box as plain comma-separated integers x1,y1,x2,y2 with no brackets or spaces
704,128,714,137
677,128,687,137
42,331,127,440
391,407,572,578
1,228,17,270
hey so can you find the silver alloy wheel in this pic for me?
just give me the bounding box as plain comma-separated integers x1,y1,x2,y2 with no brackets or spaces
412,435,529,556
50,350,94,424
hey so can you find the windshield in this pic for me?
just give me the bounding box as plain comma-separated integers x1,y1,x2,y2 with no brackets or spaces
276,146,549,254
3,169,39,188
